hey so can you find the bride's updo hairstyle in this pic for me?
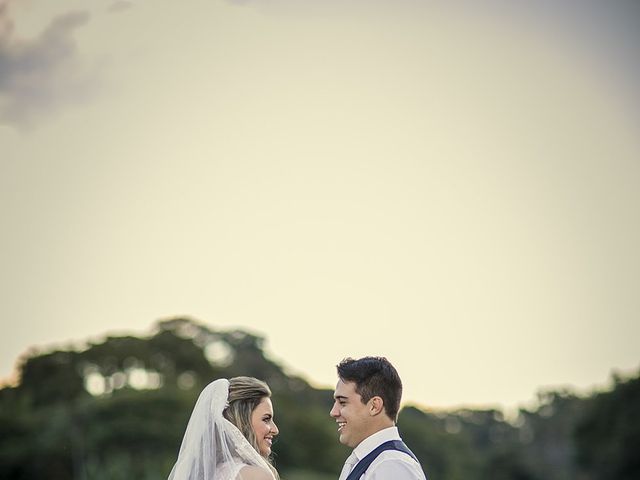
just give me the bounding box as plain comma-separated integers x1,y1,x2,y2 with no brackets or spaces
223,377,270,453
223,376,279,479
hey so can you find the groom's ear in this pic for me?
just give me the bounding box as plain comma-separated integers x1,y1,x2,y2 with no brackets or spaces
369,396,385,416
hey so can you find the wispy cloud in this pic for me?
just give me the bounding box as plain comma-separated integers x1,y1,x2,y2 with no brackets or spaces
0,0,94,129
107,1,133,14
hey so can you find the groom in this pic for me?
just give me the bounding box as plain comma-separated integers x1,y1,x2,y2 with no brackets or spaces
330,356,427,480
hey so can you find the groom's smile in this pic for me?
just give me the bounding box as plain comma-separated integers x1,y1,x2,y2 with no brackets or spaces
330,379,378,448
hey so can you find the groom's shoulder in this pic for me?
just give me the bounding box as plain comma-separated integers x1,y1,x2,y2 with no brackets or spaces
368,450,426,480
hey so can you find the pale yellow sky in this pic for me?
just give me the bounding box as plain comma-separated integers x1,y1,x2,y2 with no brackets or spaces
1,0,639,410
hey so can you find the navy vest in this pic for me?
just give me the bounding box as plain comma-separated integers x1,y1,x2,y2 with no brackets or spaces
345,440,419,480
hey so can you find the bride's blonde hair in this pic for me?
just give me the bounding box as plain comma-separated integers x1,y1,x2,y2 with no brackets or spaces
223,376,280,479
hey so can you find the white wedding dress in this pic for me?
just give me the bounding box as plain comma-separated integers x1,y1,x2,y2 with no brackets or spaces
216,462,245,480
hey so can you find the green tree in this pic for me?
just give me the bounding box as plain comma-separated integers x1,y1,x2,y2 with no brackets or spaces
575,372,640,480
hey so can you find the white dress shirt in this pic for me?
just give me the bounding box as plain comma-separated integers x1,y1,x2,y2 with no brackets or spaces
340,426,427,480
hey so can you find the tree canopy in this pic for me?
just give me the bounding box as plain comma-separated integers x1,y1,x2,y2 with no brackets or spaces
0,317,637,480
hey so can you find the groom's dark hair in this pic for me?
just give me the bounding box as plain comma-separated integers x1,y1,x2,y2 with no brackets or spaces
337,356,403,421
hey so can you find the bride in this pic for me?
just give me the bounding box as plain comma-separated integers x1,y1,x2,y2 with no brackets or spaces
168,376,280,480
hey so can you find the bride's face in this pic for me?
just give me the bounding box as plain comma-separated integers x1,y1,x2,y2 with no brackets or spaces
250,397,279,456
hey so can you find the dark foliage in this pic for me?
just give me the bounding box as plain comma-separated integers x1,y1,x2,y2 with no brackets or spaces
0,318,637,480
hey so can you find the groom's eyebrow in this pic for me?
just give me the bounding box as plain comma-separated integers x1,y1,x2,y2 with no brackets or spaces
334,395,348,401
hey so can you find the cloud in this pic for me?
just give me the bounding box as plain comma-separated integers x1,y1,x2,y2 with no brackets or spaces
107,1,133,14
0,1,94,129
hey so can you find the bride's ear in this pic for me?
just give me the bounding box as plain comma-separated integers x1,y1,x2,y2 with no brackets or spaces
369,396,384,416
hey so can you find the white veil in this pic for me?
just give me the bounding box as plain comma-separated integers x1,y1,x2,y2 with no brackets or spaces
168,378,276,480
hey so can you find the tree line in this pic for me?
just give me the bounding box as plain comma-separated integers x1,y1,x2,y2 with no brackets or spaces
0,318,637,480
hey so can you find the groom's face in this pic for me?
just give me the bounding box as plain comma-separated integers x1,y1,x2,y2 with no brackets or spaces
330,379,374,448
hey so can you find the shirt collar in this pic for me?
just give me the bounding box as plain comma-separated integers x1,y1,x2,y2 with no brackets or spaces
353,426,401,461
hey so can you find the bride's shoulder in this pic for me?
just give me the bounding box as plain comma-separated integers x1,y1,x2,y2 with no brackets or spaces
236,465,274,480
